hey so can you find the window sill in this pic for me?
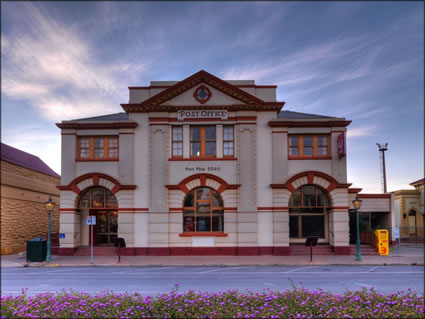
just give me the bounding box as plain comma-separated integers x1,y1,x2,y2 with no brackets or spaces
288,156,332,160
179,232,228,237
76,158,119,162
169,157,237,161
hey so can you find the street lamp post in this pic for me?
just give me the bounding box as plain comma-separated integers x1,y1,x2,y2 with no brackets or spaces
352,194,363,261
44,196,56,263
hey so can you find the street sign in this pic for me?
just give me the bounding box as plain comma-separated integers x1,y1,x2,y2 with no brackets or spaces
86,216,96,225
394,227,400,239
60,233,65,239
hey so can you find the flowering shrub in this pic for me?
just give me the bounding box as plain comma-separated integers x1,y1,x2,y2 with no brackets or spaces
1,287,423,318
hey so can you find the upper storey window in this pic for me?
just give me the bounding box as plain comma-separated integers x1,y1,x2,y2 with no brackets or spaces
288,135,330,159
191,126,216,157
77,137,119,160
172,126,183,157
223,125,234,156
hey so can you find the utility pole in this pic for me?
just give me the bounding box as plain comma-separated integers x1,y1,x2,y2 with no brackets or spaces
376,143,388,193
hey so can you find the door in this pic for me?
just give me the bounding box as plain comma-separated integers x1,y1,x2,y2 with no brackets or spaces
408,210,416,235
89,211,118,246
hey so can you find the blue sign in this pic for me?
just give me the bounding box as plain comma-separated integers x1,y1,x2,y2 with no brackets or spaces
60,233,65,239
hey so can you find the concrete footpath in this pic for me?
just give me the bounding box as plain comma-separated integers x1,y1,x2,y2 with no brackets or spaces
2,244,423,268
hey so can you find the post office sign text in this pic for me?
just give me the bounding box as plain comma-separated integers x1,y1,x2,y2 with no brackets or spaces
177,110,228,121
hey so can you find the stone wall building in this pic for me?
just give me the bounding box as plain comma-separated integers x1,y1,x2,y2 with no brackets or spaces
394,178,425,240
1,143,60,255
55,70,396,256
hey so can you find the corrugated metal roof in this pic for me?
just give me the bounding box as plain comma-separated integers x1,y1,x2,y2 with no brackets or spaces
277,110,336,119
1,143,60,178
72,112,129,122
410,178,424,185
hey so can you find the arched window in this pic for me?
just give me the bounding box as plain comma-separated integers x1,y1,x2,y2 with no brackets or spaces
78,187,118,209
183,187,224,232
289,185,330,239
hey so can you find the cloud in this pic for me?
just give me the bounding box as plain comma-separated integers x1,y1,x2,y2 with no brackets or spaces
347,126,377,138
1,2,149,122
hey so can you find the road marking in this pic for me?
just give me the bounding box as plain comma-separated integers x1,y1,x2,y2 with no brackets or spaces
198,267,247,274
282,266,314,273
111,267,177,274
368,266,379,272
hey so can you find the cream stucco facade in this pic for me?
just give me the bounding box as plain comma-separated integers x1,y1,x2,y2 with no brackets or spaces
56,70,396,256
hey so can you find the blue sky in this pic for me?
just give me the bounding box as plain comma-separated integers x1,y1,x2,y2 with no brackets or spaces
1,1,423,193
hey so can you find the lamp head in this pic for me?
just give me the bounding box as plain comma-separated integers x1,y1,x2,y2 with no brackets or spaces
44,196,56,211
352,194,362,210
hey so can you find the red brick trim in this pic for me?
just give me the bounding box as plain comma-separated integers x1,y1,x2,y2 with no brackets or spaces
92,174,99,186
148,248,170,256
199,175,207,186
237,247,259,256
56,122,138,129
288,156,332,160
259,247,273,255
269,120,351,128
179,232,228,237
129,85,278,89
117,208,149,212
167,173,240,194
348,188,363,194
358,194,391,198
193,85,212,104
122,103,283,113
57,173,137,194
307,173,314,184
168,157,237,161
257,207,289,211
332,206,350,210
273,247,291,256
332,246,351,255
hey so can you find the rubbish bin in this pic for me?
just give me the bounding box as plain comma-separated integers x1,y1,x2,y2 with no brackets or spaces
26,238,47,262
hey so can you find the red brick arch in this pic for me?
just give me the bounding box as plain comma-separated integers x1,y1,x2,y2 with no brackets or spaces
57,173,136,195
166,173,240,194
270,171,351,193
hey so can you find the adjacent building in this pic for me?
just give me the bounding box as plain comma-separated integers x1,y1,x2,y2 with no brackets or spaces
394,178,425,240
1,143,60,255
56,70,397,256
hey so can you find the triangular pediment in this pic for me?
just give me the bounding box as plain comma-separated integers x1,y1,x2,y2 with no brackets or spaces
140,70,264,108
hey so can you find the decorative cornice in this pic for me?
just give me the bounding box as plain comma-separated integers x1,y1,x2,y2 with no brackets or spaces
358,193,392,199
122,70,285,113
56,122,138,130
268,120,351,128
121,103,284,113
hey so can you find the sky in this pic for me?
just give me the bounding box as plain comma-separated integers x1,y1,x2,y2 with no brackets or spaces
1,1,423,193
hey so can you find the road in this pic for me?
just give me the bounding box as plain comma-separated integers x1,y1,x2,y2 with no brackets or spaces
2,265,423,296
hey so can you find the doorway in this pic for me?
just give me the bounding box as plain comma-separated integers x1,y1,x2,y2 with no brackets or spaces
89,211,118,246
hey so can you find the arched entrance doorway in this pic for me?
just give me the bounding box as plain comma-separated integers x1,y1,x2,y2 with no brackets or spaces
288,185,330,242
183,187,224,232
78,187,118,246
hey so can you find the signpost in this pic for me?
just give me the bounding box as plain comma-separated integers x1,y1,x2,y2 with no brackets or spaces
87,216,96,264
394,227,400,247
305,236,319,262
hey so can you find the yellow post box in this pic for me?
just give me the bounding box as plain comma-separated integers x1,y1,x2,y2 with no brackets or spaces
375,229,389,256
